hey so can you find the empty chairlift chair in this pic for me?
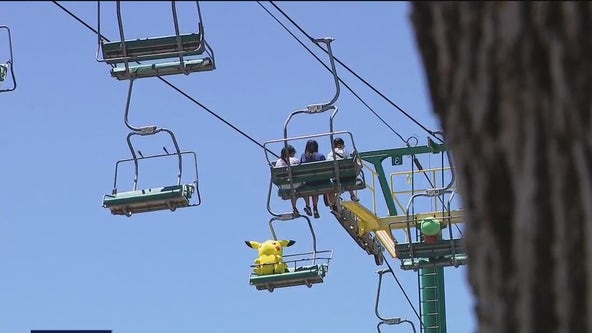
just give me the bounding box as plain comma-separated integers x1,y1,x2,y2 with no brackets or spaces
102,129,201,216
374,269,418,333
96,0,215,80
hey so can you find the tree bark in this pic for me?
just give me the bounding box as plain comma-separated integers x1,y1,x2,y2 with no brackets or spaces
411,2,592,333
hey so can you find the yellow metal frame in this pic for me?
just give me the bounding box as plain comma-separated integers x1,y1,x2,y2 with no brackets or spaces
343,163,463,258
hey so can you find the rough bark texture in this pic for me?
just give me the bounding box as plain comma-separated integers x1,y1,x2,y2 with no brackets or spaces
411,2,592,333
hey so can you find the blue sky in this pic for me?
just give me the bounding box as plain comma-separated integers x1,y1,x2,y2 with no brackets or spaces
0,2,475,333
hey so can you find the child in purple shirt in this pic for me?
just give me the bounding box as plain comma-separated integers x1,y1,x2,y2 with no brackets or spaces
300,139,326,218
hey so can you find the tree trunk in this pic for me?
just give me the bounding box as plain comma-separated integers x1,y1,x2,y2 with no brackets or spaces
410,2,592,333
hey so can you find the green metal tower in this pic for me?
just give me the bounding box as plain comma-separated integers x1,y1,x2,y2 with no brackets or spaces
333,140,466,333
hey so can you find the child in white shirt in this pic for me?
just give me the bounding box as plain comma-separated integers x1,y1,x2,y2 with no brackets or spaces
327,137,359,202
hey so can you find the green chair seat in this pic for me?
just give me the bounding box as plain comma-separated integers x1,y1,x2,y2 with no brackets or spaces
103,184,194,216
396,239,467,270
400,253,468,270
249,264,328,292
272,158,364,200
111,58,214,80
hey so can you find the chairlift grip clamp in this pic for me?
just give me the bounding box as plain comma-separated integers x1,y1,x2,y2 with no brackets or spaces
306,104,334,114
313,37,335,44
137,126,158,135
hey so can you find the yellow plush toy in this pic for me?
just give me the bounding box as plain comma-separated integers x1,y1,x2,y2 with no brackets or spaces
245,239,295,276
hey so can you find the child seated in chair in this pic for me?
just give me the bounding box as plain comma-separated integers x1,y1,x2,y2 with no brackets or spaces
326,137,360,209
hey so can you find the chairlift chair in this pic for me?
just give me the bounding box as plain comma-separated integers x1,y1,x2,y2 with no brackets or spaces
248,214,333,292
393,148,467,270
374,269,418,333
102,129,201,216
265,131,366,217
263,38,366,216
96,0,215,80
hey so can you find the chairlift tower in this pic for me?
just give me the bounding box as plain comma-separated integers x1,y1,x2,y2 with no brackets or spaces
335,137,466,333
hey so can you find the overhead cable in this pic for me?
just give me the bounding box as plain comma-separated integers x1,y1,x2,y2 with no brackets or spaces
52,1,278,158
266,1,443,144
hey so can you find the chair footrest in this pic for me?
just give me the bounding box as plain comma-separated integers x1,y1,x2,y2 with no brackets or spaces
249,264,328,292
103,184,194,216
111,58,214,80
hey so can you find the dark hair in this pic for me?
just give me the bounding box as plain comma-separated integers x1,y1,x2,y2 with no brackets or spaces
333,137,345,147
280,144,296,159
304,139,319,157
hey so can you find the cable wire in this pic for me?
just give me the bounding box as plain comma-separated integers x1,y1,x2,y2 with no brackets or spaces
54,4,438,328
382,253,424,330
52,1,278,158
257,3,446,325
265,1,444,144
257,1,409,146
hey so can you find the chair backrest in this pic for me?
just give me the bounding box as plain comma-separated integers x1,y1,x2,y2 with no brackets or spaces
271,158,364,199
102,33,205,64
272,158,360,186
